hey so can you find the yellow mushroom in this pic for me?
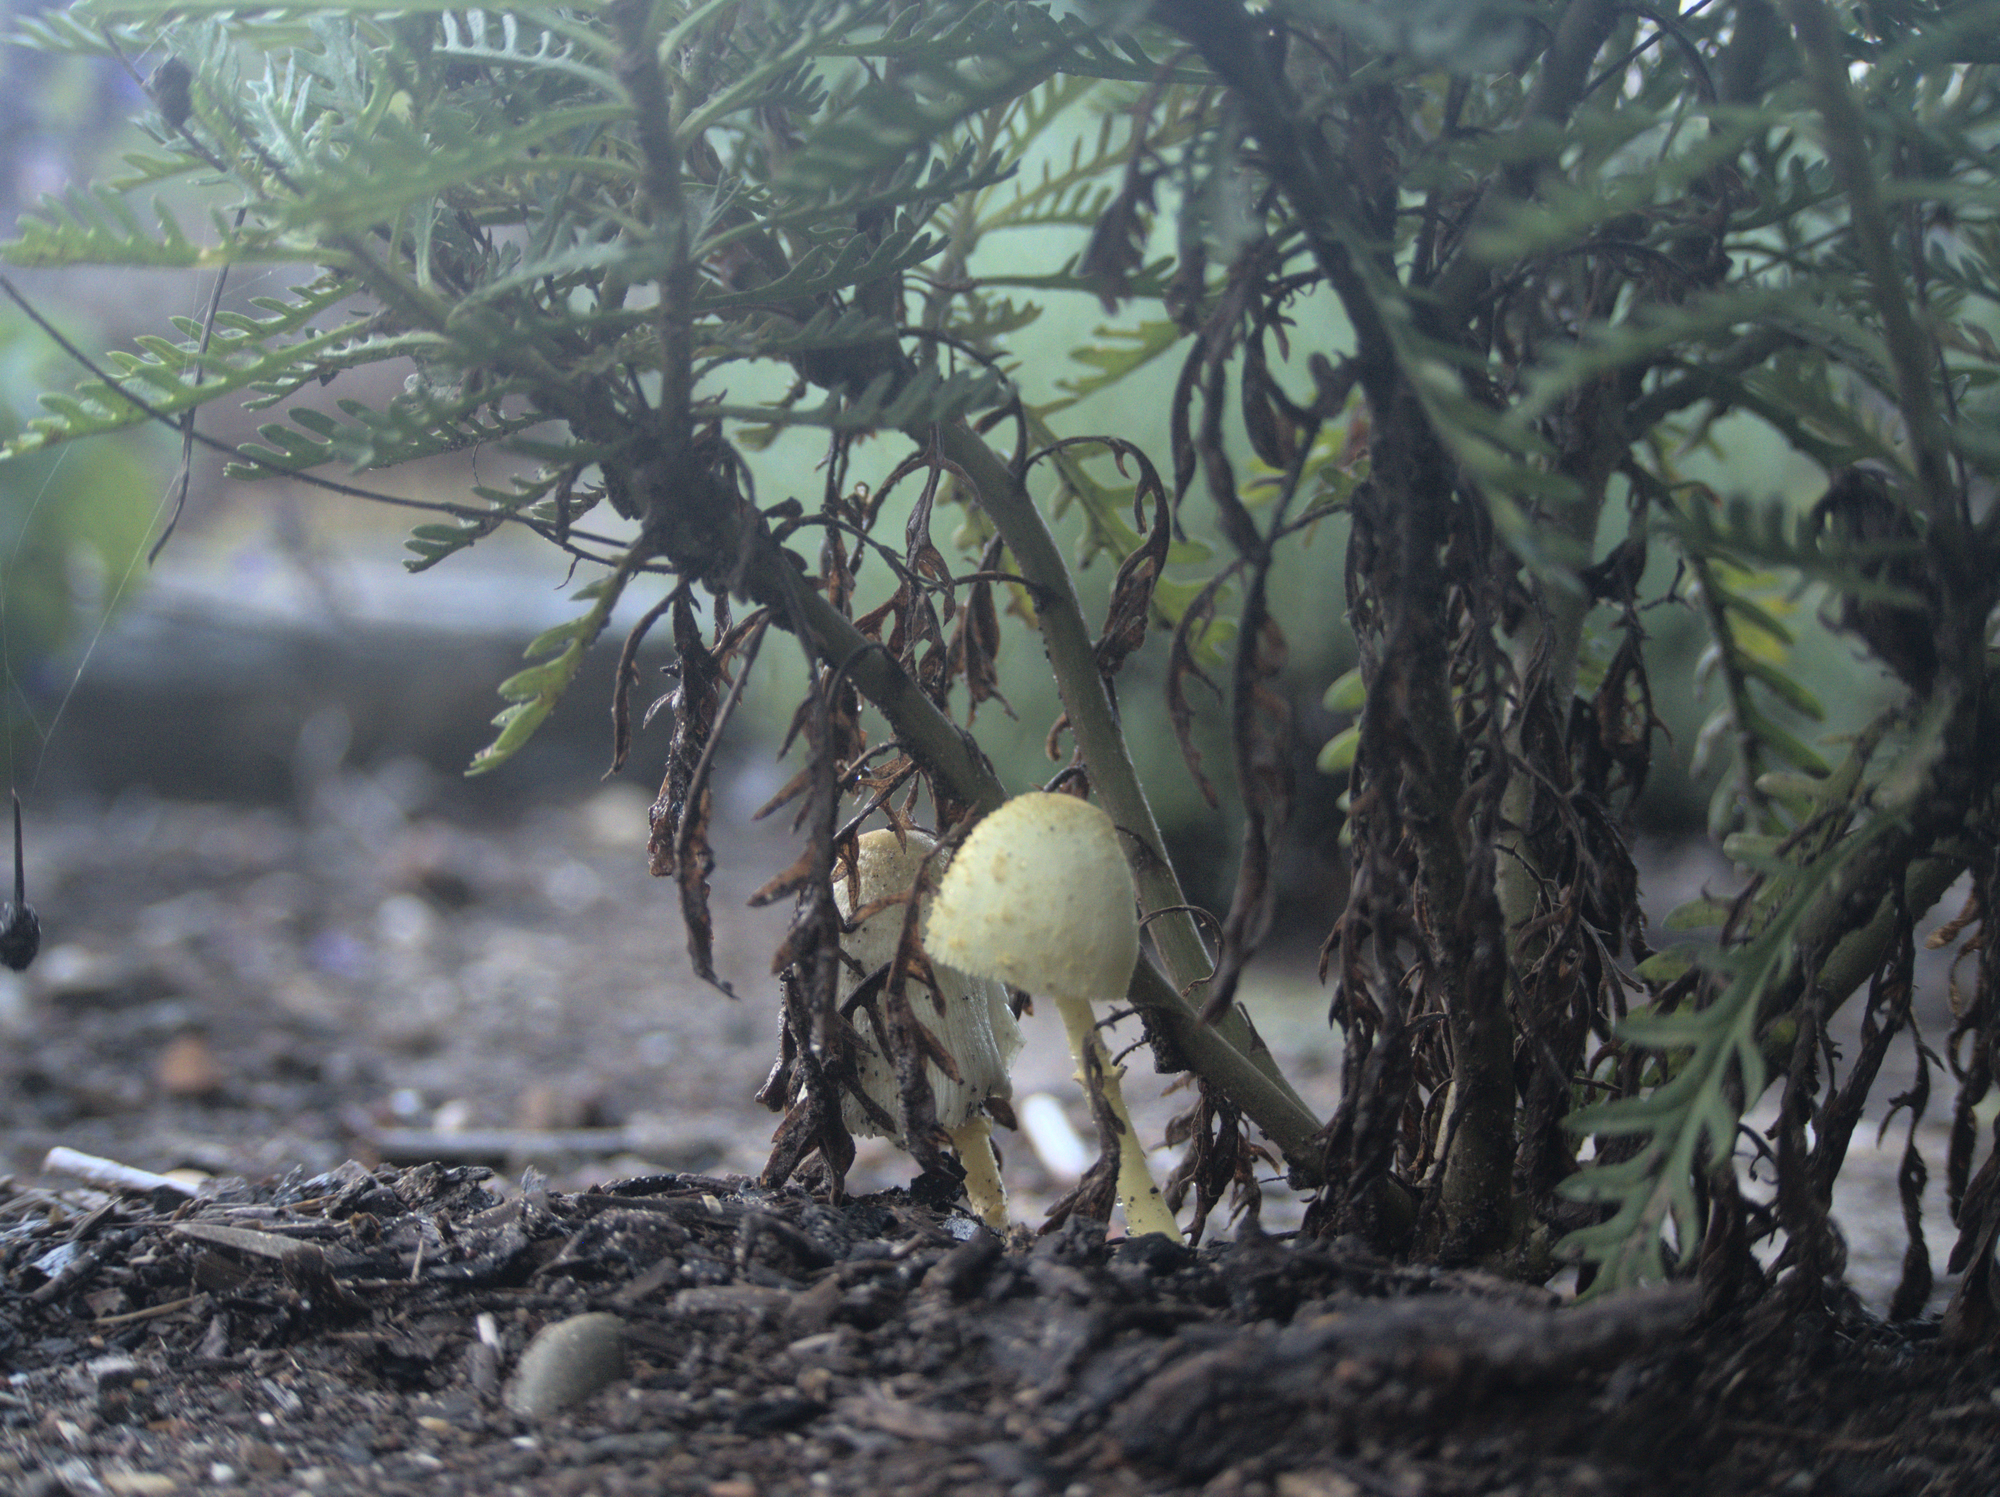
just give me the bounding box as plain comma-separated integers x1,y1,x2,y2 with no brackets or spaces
834,828,1021,1229
925,792,1180,1241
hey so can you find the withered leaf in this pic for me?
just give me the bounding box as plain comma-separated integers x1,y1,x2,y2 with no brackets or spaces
608,594,674,777
1169,339,1202,502
1201,576,1292,1024
1039,1041,1125,1234
1241,332,1299,472
1078,159,1160,313
1163,564,1242,809
1200,353,1263,560
948,557,1010,723
904,464,956,625
750,844,824,911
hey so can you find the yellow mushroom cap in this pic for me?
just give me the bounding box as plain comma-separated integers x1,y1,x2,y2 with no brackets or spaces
926,792,1140,999
834,829,1021,1140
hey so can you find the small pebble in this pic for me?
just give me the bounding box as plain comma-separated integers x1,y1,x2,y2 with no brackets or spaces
155,1032,225,1099
103,1475,179,1496
505,1312,627,1418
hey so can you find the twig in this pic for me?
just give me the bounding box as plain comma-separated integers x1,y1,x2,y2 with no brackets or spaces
94,1296,196,1327
41,1146,198,1197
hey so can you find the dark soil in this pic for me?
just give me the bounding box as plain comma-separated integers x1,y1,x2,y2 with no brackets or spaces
0,789,1994,1496
3,1162,1998,1497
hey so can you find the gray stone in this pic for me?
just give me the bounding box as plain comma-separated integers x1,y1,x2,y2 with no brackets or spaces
503,1312,628,1419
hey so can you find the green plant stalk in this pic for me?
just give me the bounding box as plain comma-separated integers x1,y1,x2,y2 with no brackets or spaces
931,423,1314,1097
1779,0,1960,542
1755,842,1968,1078
776,517,1329,1182
1130,960,1323,1179
776,563,1005,819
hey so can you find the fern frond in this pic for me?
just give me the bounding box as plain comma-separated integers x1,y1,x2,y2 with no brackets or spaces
1559,815,1893,1289
1667,491,1930,608
469,567,632,775
1052,318,1185,408
434,7,621,93
1464,109,1763,264
6,185,227,269
105,151,210,194
9,11,148,56
980,88,1143,234
228,385,549,476
732,144,1015,247
74,0,532,18
0,279,364,459
675,0,898,141
714,304,898,358
939,293,1042,345
778,3,1082,193
823,1,1207,84
280,104,630,235
402,466,579,572
452,233,651,313
698,222,944,313
976,253,1175,300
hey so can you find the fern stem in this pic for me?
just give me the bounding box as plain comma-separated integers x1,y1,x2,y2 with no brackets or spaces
931,423,1319,1114
1780,0,1959,544
1756,842,1967,1079
612,0,695,460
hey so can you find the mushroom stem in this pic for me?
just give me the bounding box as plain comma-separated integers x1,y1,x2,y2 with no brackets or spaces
1050,992,1180,1241
947,1115,1009,1231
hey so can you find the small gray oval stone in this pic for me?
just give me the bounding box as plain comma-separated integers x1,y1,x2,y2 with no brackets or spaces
505,1312,628,1418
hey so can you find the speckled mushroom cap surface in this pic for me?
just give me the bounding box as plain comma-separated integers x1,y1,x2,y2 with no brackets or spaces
926,792,1140,998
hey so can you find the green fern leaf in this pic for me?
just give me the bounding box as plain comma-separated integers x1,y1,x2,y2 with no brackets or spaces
280,104,629,235
434,7,621,94
699,222,945,313
0,279,362,459
779,6,1076,193
715,362,1008,433
1560,817,1892,1289
229,388,548,477
6,186,210,269
469,569,630,775
1053,319,1184,409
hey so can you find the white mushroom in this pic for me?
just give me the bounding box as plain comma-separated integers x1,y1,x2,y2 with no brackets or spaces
834,828,1021,1228
925,792,1179,1241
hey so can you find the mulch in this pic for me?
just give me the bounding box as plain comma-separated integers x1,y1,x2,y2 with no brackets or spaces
2,1162,1996,1497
